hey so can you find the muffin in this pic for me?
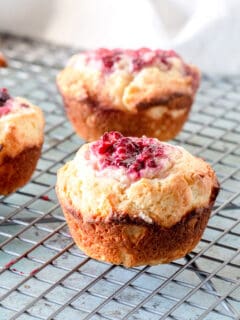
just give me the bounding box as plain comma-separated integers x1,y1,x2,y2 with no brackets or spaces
0,52,7,67
56,131,219,267
57,48,200,141
0,88,45,195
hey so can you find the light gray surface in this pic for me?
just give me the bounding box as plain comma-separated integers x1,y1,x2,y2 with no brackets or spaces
0,34,239,320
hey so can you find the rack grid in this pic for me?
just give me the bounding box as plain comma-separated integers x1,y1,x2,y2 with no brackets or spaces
0,33,239,320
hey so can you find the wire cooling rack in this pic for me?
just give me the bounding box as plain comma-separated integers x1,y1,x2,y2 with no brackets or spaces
0,33,239,320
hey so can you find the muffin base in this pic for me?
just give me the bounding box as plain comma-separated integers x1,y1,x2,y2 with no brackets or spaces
61,94,192,141
58,185,219,267
0,145,42,195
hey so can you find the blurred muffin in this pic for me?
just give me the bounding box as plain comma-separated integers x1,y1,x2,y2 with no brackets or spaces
57,48,200,141
0,52,7,67
56,131,219,267
0,88,44,195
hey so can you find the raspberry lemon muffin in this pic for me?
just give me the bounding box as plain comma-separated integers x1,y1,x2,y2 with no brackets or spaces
0,88,45,195
57,48,200,141
56,132,219,267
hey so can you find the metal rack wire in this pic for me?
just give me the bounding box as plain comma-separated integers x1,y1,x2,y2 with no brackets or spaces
0,33,239,320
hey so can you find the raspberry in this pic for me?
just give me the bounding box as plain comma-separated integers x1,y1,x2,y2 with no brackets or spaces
86,48,179,73
0,88,11,107
90,132,168,178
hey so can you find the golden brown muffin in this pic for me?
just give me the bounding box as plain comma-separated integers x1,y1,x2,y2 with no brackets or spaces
57,48,200,141
0,88,45,195
56,132,219,267
0,52,7,67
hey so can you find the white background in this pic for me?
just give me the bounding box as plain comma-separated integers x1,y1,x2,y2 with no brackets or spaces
0,0,239,75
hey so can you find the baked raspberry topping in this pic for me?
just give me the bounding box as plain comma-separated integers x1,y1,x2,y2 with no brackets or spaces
86,48,179,73
0,88,29,117
0,88,12,116
90,132,171,180
0,88,11,107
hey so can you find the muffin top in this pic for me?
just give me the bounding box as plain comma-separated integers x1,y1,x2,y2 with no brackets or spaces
57,132,218,228
57,48,200,113
0,88,44,163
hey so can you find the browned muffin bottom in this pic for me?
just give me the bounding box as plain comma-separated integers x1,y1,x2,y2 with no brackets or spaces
0,145,42,195
62,94,192,142
58,184,219,267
